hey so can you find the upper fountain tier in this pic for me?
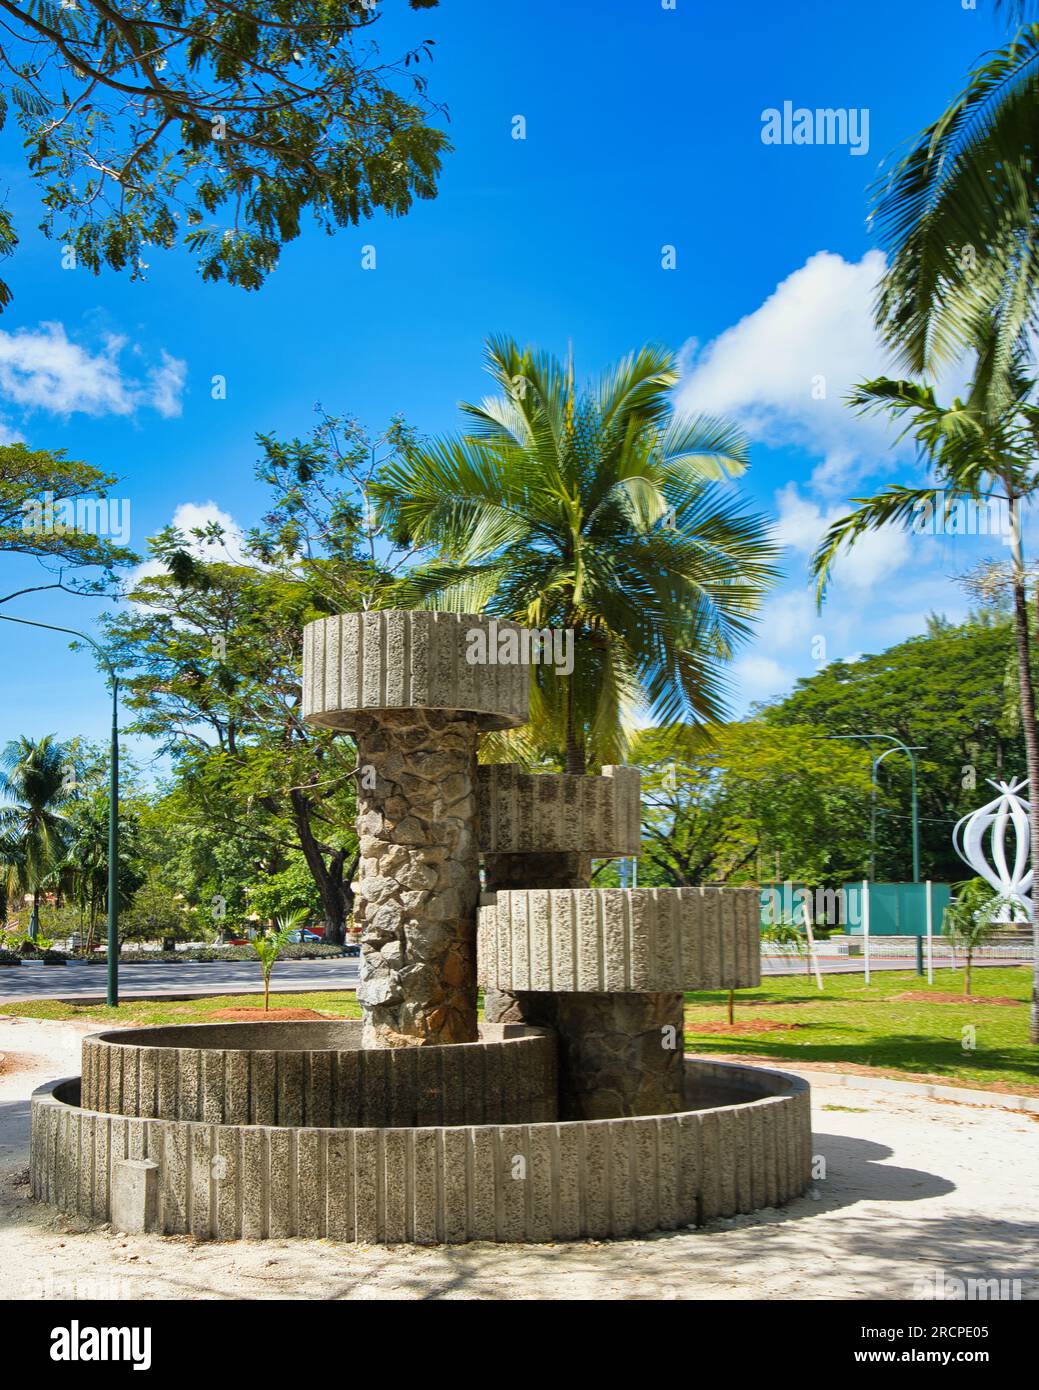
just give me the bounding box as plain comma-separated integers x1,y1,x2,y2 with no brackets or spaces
302,611,530,731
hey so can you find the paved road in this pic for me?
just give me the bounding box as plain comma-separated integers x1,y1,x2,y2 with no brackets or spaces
0,957,360,1004
0,951,1029,1004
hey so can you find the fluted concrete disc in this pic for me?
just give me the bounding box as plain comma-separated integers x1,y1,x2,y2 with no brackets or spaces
302,611,530,730
478,886,762,992
477,764,641,857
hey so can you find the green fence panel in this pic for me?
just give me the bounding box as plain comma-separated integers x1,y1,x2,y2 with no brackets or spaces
842,881,951,936
759,882,952,934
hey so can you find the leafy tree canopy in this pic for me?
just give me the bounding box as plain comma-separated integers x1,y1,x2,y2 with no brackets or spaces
764,610,1023,881
631,722,873,889
0,0,448,307
0,443,136,603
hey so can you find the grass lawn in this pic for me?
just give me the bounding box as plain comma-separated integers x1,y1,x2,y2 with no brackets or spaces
0,992,363,1028
685,967,1039,1094
2,969,1036,1095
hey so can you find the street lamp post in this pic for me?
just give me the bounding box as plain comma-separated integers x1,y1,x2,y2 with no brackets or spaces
0,613,120,1006
825,734,924,883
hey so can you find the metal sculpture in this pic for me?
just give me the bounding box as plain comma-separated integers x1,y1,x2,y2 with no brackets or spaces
952,777,1033,919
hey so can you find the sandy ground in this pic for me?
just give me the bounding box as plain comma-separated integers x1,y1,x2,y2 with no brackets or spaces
1,1015,1037,1301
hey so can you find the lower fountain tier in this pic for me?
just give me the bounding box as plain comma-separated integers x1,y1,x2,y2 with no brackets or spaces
80,1022,557,1129
30,1059,812,1243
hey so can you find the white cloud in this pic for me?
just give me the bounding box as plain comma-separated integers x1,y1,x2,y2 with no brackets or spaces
675,250,930,494
683,250,985,714
145,351,188,419
774,481,911,591
0,322,186,418
729,653,792,702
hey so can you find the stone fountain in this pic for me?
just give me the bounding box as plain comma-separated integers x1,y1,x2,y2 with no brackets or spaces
30,611,812,1241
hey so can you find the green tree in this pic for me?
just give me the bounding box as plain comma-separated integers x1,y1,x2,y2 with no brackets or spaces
1,444,136,604
59,788,143,952
0,734,72,938
120,870,203,951
0,0,448,308
766,613,1023,883
99,525,360,940
375,336,779,772
943,878,1018,995
250,407,423,611
812,342,1039,1039
251,910,307,1011
632,722,873,888
131,786,255,937
246,856,323,928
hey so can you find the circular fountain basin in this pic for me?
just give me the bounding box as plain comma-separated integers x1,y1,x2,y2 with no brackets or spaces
32,1045,811,1243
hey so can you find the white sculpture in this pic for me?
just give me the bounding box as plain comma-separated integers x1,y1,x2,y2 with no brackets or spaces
952,777,1033,920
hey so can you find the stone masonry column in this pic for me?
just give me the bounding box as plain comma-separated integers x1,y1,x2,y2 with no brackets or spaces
353,709,480,1046
302,611,529,1048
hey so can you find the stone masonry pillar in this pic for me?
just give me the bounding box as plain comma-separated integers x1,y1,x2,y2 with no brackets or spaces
353,710,480,1046
302,611,529,1048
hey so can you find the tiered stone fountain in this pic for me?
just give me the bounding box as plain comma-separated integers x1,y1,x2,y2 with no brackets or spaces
30,611,812,1241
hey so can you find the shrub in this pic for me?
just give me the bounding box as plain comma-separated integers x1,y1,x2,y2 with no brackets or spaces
81,942,350,963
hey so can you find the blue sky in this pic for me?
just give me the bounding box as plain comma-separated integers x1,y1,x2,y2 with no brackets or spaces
0,0,1018,756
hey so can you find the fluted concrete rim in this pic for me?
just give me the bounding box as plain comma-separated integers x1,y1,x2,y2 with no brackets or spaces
30,1059,812,1243
79,1021,557,1128
476,764,641,857
302,611,530,731
478,886,762,992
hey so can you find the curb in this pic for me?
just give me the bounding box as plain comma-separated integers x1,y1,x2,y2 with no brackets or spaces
774,1066,1039,1115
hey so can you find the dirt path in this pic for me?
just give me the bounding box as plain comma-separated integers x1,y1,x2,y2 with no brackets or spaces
1,1016,1036,1300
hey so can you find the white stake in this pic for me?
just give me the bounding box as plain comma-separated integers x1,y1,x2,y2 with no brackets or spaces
801,897,824,991
925,878,934,985
862,878,871,986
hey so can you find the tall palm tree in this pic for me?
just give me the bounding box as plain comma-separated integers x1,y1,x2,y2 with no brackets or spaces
373,336,778,772
871,2,1039,389
0,735,72,939
812,335,1039,1042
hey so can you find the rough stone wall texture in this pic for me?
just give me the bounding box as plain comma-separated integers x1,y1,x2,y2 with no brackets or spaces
479,886,761,994
545,992,686,1119
353,710,482,1047
81,1024,558,1127
477,764,640,856
31,1060,812,1242
302,611,529,731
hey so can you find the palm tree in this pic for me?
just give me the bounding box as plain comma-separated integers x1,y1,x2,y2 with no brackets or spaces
871,2,1039,390
879,6,1039,386
0,735,72,939
373,336,778,772
812,334,1039,1041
